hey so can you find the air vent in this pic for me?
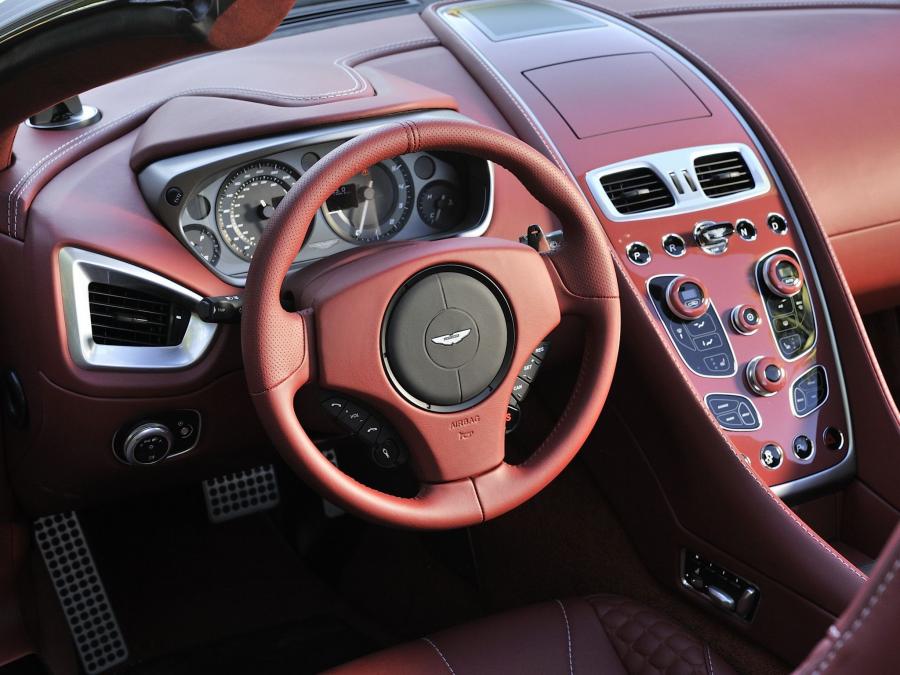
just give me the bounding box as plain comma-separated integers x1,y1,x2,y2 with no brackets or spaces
88,282,190,347
600,167,675,215
694,151,756,198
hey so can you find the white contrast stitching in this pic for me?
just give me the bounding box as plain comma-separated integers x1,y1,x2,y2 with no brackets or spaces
6,37,439,237
556,599,574,675
421,637,456,674
705,644,715,675
810,556,900,673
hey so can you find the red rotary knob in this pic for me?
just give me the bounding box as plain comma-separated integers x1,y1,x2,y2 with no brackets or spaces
763,253,804,298
746,356,786,396
665,276,710,321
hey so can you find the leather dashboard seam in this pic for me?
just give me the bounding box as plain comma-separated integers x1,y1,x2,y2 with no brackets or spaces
429,0,869,583
5,36,440,239
630,1,900,18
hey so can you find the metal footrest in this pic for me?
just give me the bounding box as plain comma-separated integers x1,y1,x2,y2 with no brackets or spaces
34,512,128,675
203,464,280,524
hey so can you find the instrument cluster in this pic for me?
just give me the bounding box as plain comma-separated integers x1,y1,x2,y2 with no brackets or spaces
139,116,493,284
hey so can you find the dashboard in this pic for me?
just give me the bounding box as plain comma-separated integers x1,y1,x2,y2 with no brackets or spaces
138,119,493,284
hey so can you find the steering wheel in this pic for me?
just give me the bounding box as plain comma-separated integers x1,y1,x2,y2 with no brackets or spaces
242,118,619,529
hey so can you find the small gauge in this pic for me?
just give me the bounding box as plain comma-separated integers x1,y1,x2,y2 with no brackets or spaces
322,158,413,243
184,224,221,266
417,180,464,231
215,159,300,260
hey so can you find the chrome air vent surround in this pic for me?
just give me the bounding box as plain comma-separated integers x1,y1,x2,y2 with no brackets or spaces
587,143,770,222
59,248,217,370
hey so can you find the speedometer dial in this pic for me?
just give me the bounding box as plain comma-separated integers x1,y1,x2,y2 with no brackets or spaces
322,158,413,243
215,159,299,260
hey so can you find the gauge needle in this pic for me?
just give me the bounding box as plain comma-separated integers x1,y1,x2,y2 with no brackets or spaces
355,181,375,237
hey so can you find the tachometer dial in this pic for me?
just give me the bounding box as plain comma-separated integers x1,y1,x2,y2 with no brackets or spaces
417,180,464,231
322,158,413,243
215,159,299,260
184,224,221,266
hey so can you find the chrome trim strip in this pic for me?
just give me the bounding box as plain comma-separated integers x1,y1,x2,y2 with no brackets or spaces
585,143,771,222
59,247,217,371
646,274,738,379
437,0,855,499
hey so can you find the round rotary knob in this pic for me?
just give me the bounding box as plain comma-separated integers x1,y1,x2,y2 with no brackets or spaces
665,276,710,321
746,356,786,396
123,423,173,465
763,254,804,298
731,304,762,335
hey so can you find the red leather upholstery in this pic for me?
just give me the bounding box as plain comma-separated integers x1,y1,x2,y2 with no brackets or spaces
794,521,900,674
326,595,735,674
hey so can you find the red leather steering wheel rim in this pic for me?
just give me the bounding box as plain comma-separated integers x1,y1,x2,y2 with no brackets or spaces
242,118,619,529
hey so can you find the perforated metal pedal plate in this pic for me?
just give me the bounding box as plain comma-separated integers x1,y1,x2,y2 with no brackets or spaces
203,464,280,523
34,512,128,675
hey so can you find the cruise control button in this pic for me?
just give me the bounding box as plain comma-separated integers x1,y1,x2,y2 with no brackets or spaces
511,377,530,402
662,234,686,257
518,355,542,383
532,341,551,360
760,443,783,469
505,402,521,434
625,242,651,265
736,219,757,241
793,435,814,461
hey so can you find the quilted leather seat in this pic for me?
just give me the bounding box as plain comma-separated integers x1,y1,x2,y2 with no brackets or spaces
327,595,736,674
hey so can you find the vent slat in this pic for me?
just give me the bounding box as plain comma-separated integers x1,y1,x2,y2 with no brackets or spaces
88,282,190,347
694,152,755,198
600,168,674,214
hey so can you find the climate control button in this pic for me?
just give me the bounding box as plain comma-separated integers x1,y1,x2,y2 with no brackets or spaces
763,253,804,298
665,276,710,321
746,356,786,396
731,304,762,335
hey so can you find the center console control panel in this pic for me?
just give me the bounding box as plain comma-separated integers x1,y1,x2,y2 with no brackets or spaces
612,199,849,494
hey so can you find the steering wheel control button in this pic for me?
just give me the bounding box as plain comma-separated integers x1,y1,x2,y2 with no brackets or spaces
662,233,686,257
532,341,551,360
706,394,761,431
735,219,757,241
693,221,734,255
511,377,530,403
505,401,521,434
372,438,407,469
383,266,513,411
746,356,786,396
731,305,762,335
792,435,814,461
823,426,845,452
518,355,542,383
767,213,789,235
323,398,347,418
625,241,651,266
338,402,369,433
760,443,784,470
358,417,385,446
665,276,710,321
791,365,828,417
648,275,736,378
763,253,804,298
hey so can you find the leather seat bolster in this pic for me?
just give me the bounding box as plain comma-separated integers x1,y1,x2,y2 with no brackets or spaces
325,595,736,675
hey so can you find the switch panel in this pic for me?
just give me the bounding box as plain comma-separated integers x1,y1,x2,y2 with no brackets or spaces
682,550,759,621
756,249,815,360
